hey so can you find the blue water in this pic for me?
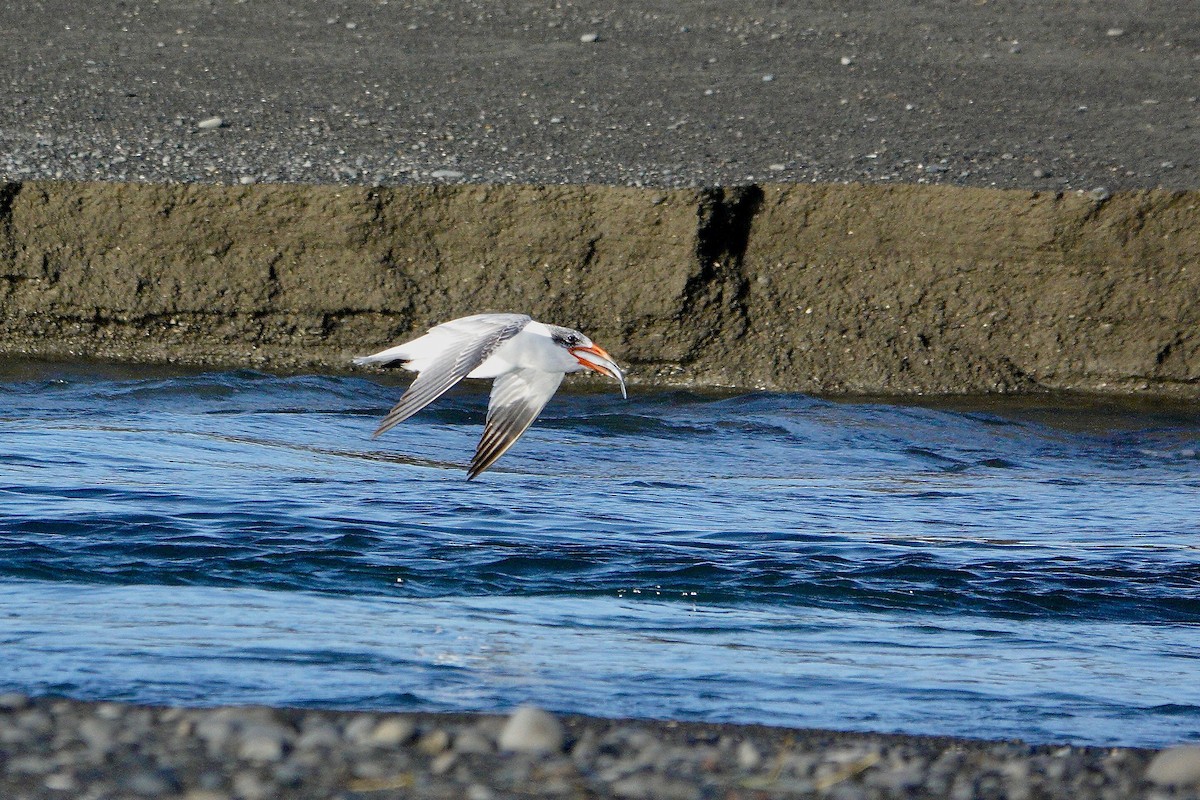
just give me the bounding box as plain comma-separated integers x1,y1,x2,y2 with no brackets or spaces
1,360,1198,746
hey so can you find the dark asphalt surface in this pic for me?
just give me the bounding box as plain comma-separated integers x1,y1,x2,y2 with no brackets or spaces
2,0,1197,190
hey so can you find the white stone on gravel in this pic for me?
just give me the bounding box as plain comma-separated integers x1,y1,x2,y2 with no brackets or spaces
453,727,495,754
498,706,565,754
736,740,762,770
126,769,178,795
78,716,116,754
368,717,416,746
296,718,341,749
238,724,288,762
194,715,237,752
417,728,452,755
610,774,697,799
579,32,599,43
466,784,495,800
342,715,378,744
197,116,224,130
43,772,77,791
95,702,125,720
1146,745,1200,786
0,692,31,710
9,754,57,774
431,751,458,775
232,769,272,800
430,169,464,179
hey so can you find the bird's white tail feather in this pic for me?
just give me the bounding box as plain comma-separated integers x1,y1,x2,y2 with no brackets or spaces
354,329,465,370
353,343,416,368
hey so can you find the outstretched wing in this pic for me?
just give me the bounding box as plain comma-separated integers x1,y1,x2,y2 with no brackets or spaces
370,314,530,437
467,368,564,479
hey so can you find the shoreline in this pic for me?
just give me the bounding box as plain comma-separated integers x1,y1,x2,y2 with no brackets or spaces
3,695,1198,799
2,180,1199,398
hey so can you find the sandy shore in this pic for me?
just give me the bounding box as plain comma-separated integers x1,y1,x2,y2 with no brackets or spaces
4,695,1200,799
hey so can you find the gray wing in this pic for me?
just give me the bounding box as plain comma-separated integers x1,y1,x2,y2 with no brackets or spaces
372,315,530,437
467,368,565,479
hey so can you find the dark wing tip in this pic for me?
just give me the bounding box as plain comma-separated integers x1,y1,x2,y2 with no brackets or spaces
465,442,505,480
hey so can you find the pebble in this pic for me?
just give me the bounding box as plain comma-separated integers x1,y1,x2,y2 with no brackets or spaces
430,751,458,775
197,116,224,130
368,717,416,746
466,784,494,800
454,727,495,755
0,692,31,710
43,773,76,792
296,719,341,750
579,32,599,43
736,740,763,770
1089,186,1111,202
429,168,464,179
342,715,378,744
237,724,288,762
126,769,179,795
417,728,452,755
9,755,56,775
232,770,272,800
77,716,116,754
1145,745,1200,786
498,706,566,754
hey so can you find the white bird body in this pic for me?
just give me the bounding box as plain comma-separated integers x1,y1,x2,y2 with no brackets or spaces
354,314,626,478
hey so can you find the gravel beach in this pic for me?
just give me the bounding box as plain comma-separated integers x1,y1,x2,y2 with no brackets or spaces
3,695,1200,800
1,0,1197,190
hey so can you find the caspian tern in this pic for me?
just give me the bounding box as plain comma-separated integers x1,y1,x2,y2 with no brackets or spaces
354,313,627,479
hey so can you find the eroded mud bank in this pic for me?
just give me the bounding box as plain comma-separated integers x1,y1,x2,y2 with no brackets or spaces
1,181,1197,395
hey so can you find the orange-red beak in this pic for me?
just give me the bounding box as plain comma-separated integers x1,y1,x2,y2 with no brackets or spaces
569,344,628,398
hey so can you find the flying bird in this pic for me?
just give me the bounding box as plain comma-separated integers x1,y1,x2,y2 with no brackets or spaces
354,313,627,479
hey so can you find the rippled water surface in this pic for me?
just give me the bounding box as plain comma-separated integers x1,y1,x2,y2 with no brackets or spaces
2,360,1198,746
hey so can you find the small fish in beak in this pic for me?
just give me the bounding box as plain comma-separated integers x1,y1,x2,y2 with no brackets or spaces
570,343,628,398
